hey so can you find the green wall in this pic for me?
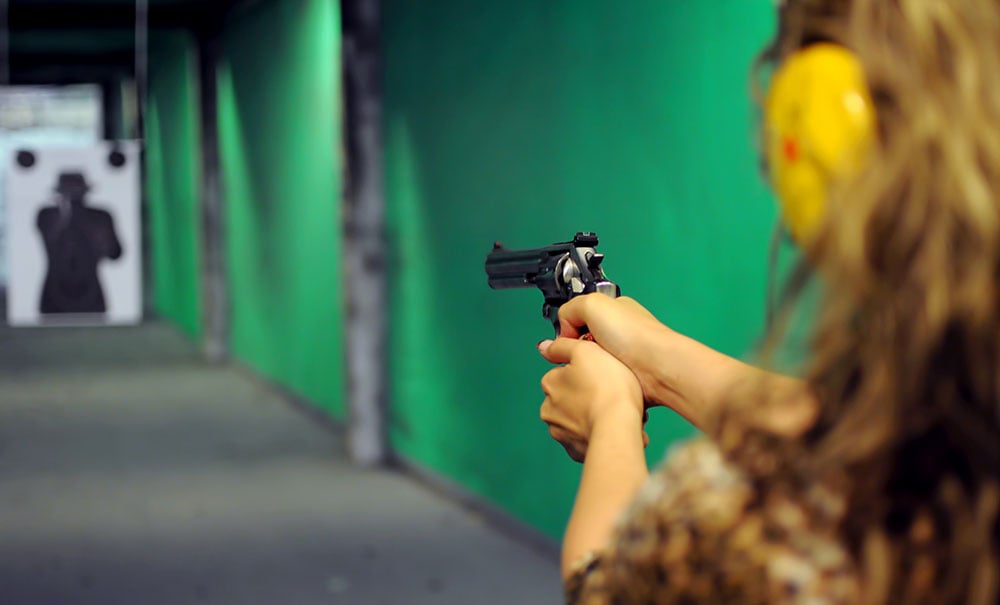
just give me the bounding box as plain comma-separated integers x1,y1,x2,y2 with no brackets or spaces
384,1,778,538
217,0,344,416
146,31,203,338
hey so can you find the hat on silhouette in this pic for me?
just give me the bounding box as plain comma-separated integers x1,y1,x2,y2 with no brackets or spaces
54,172,91,194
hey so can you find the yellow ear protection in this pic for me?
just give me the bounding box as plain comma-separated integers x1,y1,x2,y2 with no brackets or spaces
765,43,876,246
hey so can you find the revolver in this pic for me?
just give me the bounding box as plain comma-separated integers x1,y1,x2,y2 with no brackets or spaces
485,232,620,335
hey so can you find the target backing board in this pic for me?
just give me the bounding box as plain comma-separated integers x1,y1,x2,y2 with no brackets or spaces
5,143,142,326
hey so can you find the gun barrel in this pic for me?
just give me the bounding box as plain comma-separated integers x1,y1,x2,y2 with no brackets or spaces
484,247,549,289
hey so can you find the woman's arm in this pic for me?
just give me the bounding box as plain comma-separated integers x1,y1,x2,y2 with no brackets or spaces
537,338,650,579
561,406,648,579
556,294,817,435
539,296,819,584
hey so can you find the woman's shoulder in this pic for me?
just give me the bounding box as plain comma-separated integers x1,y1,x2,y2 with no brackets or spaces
627,438,754,537
567,437,861,604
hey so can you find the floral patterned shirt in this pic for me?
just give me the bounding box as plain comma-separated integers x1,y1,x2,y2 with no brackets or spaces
565,438,861,604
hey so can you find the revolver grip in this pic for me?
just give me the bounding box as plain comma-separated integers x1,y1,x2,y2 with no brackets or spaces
543,303,562,336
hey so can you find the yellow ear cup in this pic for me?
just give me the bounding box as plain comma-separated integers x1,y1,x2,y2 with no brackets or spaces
765,43,876,245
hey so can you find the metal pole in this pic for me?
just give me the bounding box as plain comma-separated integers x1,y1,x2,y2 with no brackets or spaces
0,0,10,85
133,0,150,319
134,0,148,139
342,0,387,466
197,29,228,363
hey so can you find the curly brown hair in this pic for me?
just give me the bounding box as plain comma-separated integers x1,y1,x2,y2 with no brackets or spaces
757,1,1000,603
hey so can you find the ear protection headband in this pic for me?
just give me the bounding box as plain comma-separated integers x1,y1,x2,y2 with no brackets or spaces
765,42,876,245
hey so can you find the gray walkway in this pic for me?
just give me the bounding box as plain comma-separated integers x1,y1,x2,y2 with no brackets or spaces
0,322,563,605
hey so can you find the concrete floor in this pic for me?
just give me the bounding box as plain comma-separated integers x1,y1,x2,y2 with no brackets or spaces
0,322,563,605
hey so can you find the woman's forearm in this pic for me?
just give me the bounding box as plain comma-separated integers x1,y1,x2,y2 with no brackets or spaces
633,330,817,435
632,329,751,430
561,407,649,580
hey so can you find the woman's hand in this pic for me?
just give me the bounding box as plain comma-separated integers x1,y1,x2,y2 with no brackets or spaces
556,294,752,430
538,337,646,462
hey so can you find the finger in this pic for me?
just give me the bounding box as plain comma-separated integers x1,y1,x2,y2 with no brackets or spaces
642,431,650,448
540,395,572,426
539,368,564,397
556,295,598,340
547,424,586,463
538,337,582,364
547,422,575,443
539,396,555,422
563,442,586,464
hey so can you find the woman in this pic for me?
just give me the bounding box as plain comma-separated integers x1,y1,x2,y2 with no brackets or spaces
538,1,1000,603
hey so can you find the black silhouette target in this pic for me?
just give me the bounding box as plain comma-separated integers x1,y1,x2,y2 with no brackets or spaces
5,144,142,326
36,172,123,314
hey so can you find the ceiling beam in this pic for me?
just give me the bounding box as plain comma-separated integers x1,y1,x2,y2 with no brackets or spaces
10,30,136,56
7,1,234,31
